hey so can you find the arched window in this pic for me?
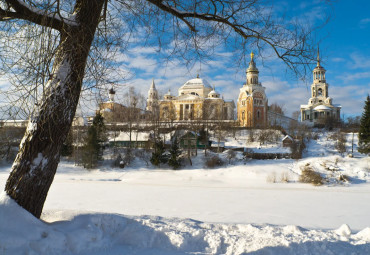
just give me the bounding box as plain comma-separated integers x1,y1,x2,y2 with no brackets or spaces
318,88,323,96
257,110,260,119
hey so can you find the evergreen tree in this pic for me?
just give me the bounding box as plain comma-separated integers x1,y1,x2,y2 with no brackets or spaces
150,140,167,167
359,95,370,154
168,137,181,170
82,113,106,168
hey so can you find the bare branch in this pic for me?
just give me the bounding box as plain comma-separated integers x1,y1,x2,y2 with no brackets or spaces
1,0,69,30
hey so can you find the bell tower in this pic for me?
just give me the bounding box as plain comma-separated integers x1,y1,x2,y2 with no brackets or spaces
146,78,159,114
311,48,329,102
237,51,268,127
300,47,341,124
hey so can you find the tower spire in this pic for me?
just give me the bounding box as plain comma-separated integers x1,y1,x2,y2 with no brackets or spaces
317,46,321,67
151,78,156,89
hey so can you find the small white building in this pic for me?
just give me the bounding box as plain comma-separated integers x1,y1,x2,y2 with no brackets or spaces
300,49,341,126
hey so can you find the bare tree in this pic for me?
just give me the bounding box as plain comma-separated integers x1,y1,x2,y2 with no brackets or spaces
0,0,325,218
269,103,285,115
123,86,145,148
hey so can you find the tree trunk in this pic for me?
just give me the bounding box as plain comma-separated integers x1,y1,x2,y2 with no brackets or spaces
5,0,105,219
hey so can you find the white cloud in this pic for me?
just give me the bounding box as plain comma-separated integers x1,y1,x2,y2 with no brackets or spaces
331,57,345,63
349,53,370,69
339,71,370,82
359,18,370,28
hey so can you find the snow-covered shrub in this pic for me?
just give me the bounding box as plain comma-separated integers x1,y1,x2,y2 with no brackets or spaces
312,132,320,140
205,155,224,168
299,165,323,185
266,172,290,183
280,172,290,183
135,149,151,166
266,172,277,183
225,149,236,164
112,154,124,168
291,139,305,159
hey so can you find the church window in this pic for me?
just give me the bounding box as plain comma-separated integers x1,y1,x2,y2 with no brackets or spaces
318,88,322,96
257,110,260,119
242,111,245,120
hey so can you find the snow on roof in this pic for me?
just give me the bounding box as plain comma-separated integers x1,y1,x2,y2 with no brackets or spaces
314,105,332,111
181,78,212,89
211,141,225,147
282,135,293,141
111,132,150,142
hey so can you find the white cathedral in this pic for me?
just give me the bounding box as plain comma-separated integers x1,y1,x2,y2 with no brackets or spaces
300,50,341,125
146,76,235,121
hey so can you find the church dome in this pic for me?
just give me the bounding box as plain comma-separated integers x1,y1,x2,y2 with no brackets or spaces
325,97,332,104
246,52,259,73
164,89,173,100
178,75,213,98
208,89,220,98
180,77,212,90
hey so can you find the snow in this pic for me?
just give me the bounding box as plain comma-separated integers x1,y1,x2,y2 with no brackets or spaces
0,130,369,254
17,0,78,26
314,105,332,110
111,131,150,142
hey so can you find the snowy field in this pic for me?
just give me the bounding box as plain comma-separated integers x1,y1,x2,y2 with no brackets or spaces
0,132,370,254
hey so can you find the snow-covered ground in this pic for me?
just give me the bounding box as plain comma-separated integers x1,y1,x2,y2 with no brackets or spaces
0,131,369,254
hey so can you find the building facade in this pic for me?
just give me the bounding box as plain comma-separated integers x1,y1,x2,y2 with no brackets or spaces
99,88,150,122
146,75,235,121
237,52,268,128
300,50,341,125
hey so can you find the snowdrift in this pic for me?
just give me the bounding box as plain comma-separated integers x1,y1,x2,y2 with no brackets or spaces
1,193,370,255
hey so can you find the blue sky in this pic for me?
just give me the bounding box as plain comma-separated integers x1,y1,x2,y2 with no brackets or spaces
1,1,368,120
104,0,369,120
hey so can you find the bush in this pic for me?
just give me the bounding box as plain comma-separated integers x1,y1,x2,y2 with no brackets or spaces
205,155,224,168
225,149,236,164
332,131,346,155
266,172,277,183
266,172,290,183
312,133,320,140
280,172,290,183
299,165,323,185
291,139,305,159
112,154,125,168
